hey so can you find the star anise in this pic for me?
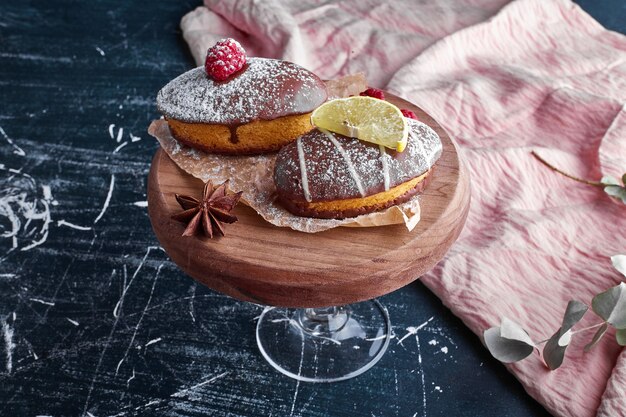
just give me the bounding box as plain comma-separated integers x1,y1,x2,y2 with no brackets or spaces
171,180,243,238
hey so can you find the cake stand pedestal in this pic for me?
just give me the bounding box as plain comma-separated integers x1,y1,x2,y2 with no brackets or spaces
147,93,470,382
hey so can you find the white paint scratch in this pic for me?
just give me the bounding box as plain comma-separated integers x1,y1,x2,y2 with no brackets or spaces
440,346,448,354
113,142,128,153
57,220,92,231
94,174,115,224
0,172,54,251
145,337,161,347
19,201,51,251
66,318,79,326
289,330,306,417
127,368,136,388
95,46,106,56
82,245,164,416
132,201,148,208
115,264,163,375
424,327,457,347
416,333,426,417
109,399,163,417
298,392,317,416
0,126,25,156
116,127,124,143
83,287,123,415
41,185,57,206
189,284,196,323
365,334,387,341
394,369,399,395
0,52,72,63
2,318,15,374
270,318,291,324
29,298,55,306
129,133,141,142
170,371,229,398
113,246,160,318
108,124,116,139
397,316,434,345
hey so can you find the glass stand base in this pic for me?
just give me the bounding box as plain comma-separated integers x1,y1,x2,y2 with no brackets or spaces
255,300,391,382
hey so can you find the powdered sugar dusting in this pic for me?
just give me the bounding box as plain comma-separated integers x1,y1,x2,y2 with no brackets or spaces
156,58,326,124
387,119,442,186
379,145,390,191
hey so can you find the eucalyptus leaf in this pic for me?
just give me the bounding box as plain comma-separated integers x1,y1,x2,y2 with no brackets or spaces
584,322,609,352
617,329,626,346
484,326,534,363
543,328,567,370
601,176,620,186
541,301,588,370
500,317,535,346
592,283,626,329
561,300,588,331
604,185,626,204
612,254,626,278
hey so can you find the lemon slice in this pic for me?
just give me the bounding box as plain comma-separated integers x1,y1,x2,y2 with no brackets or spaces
311,96,409,152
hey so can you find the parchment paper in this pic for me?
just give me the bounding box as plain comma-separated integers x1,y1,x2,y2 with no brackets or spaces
148,120,422,233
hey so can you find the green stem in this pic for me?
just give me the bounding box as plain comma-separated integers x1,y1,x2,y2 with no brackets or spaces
570,322,605,335
531,151,604,187
535,321,605,345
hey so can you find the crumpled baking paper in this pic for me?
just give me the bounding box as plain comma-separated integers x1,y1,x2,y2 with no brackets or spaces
148,120,421,233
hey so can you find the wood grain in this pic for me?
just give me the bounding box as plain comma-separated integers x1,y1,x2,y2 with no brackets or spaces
148,93,470,308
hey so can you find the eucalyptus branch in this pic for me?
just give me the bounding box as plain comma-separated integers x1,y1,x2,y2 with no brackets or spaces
484,255,626,370
534,322,604,345
531,151,603,187
570,322,606,336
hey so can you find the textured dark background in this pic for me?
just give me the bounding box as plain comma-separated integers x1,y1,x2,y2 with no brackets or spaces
0,1,623,416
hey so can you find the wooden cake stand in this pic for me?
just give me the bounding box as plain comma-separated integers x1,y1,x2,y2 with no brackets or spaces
147,92,470,382
148,93,470,307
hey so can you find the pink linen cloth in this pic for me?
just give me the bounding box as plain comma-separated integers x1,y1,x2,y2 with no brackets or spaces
180,1,626,416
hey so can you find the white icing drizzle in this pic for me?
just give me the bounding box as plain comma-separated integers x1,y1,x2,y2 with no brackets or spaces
379,145,390,191
320,129,366,197
296,137,312,202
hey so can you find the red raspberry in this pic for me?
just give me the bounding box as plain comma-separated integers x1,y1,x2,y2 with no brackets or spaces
205,38,246,81
359,88,385,100
401,109,419,120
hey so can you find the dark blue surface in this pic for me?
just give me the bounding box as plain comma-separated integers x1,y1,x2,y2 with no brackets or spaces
0,1,623,416
575,0,626,34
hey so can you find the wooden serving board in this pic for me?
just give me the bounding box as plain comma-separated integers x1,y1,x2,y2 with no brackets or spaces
147,93,470,308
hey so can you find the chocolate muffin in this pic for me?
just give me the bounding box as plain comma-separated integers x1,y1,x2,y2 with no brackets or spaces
273,119,442,219
156,58,327,155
